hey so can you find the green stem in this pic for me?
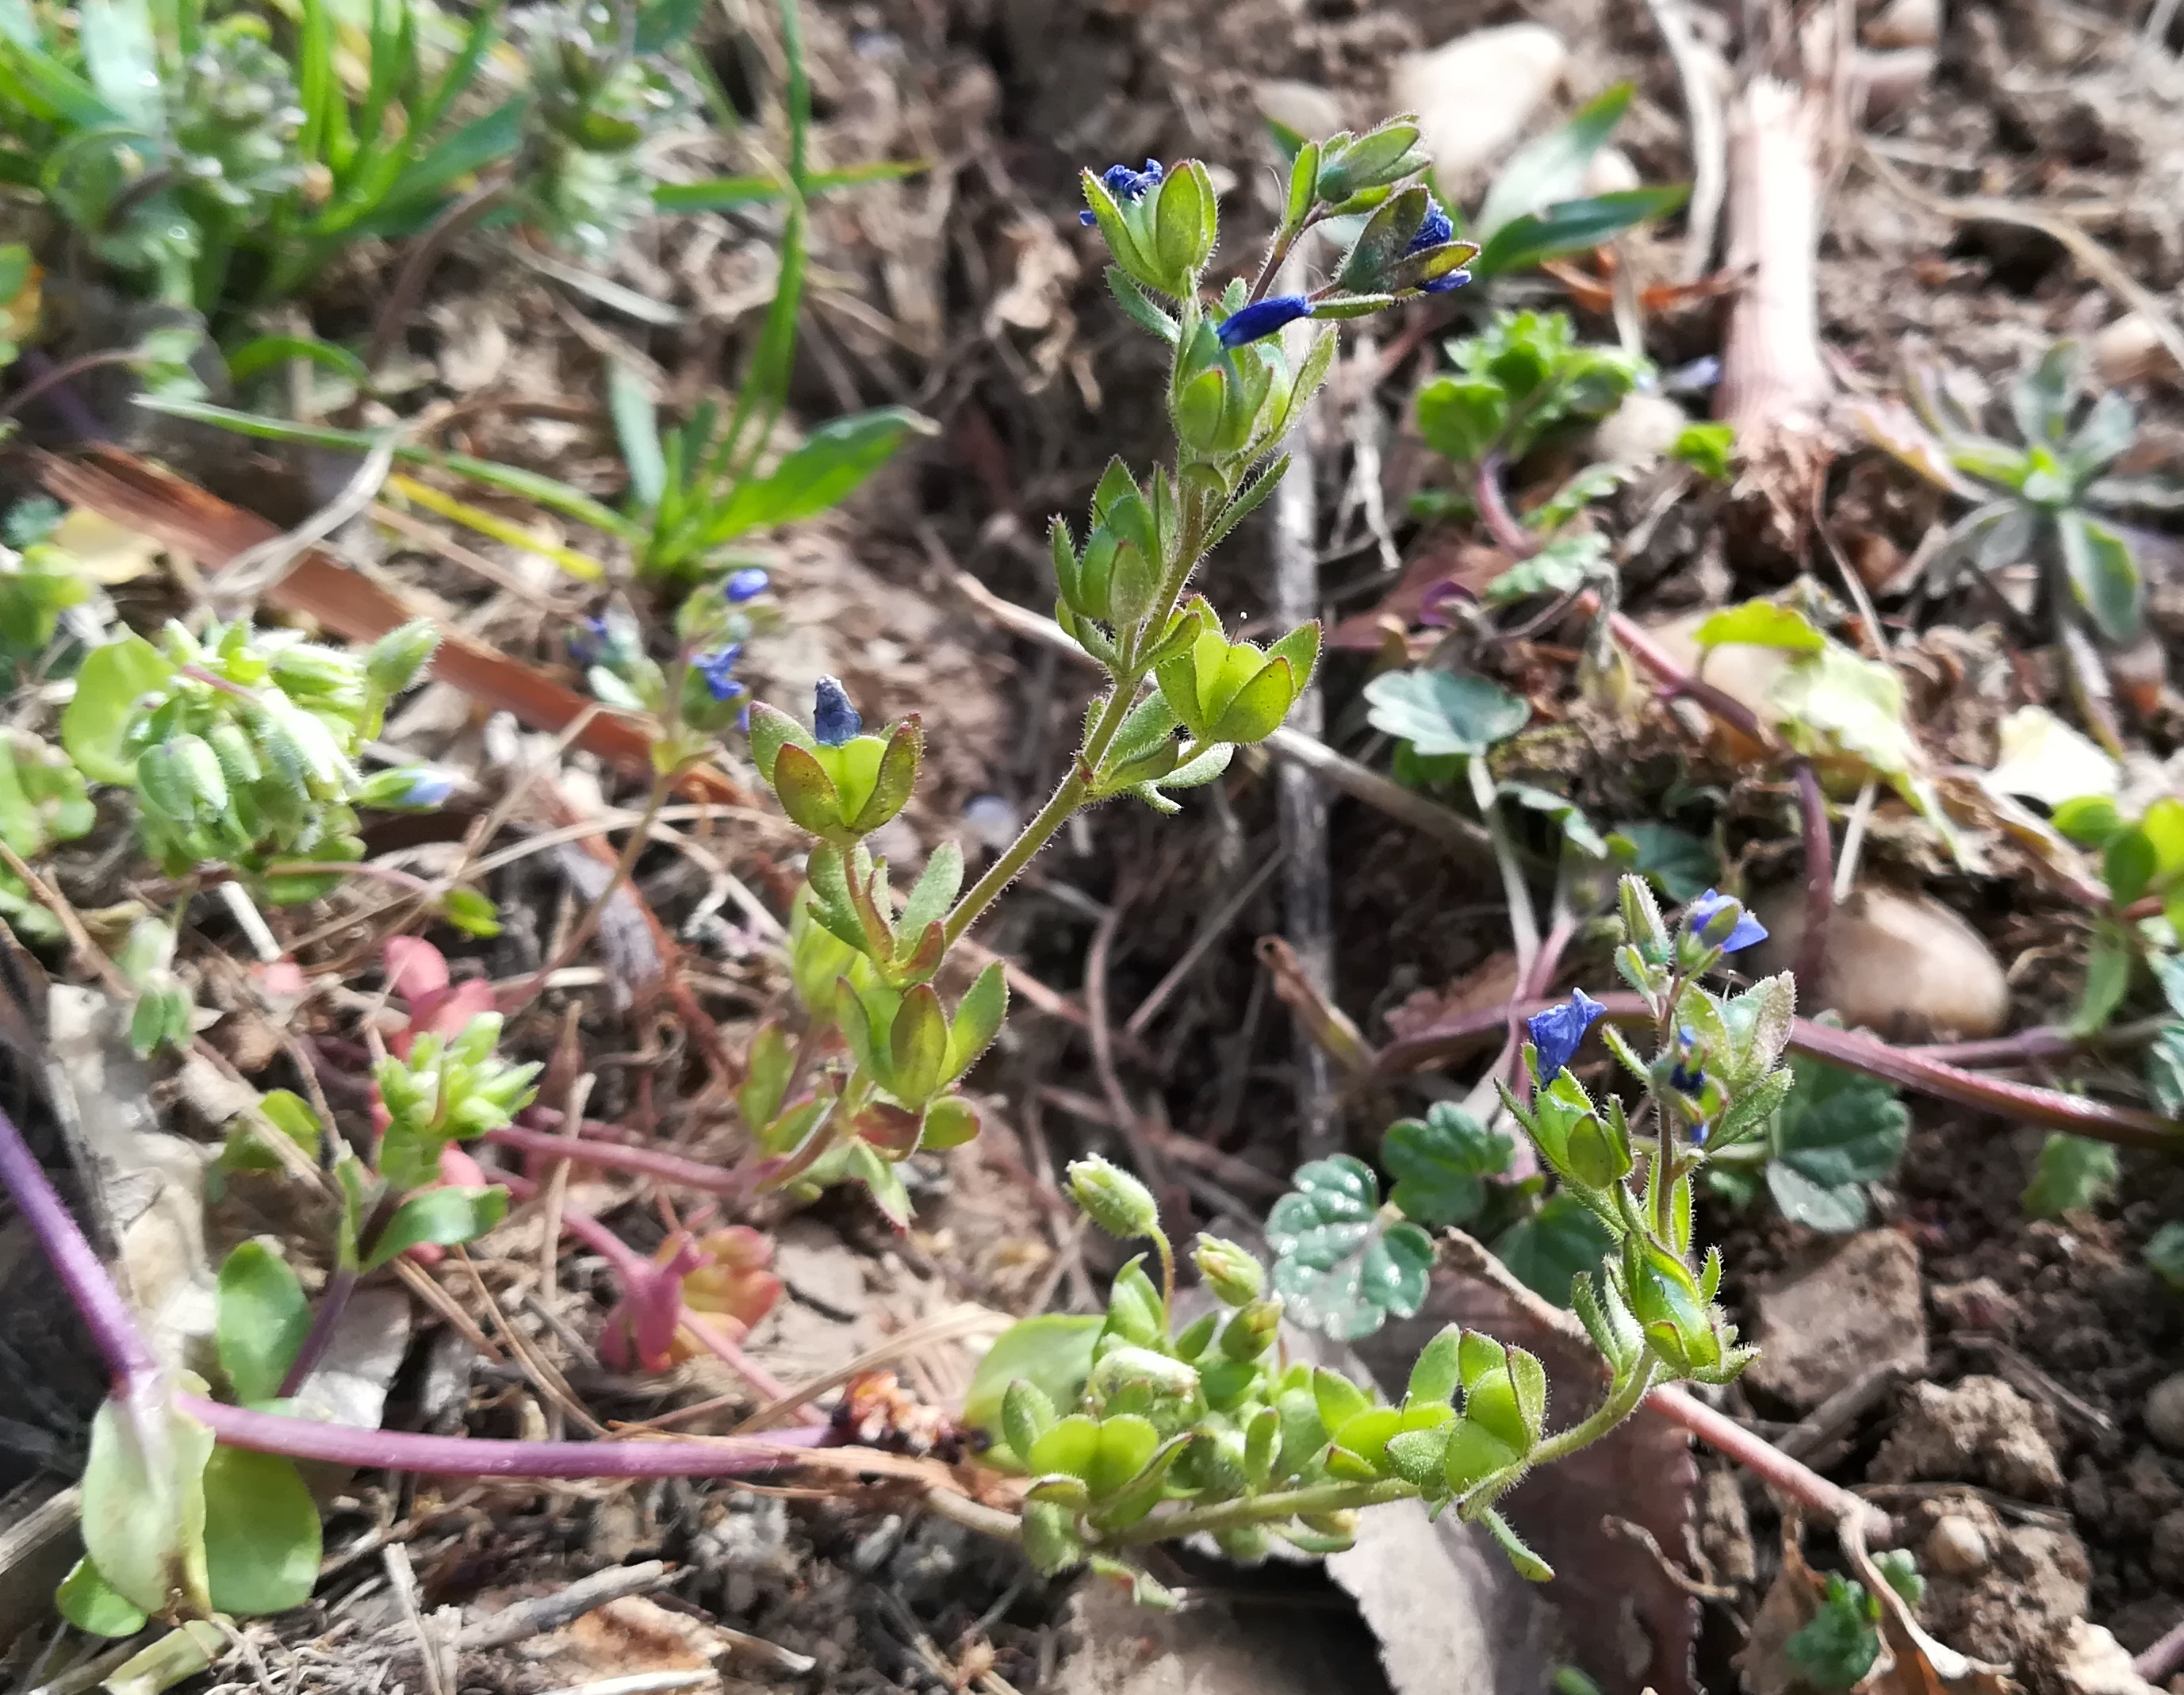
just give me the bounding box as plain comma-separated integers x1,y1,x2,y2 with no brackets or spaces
1104,1476,1416,1546
1527,1358,1658,1471
941,484,1212,950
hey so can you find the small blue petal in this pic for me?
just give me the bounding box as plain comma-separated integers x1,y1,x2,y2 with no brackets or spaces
1079,209,1098,225
395,769,456,808
1525,987,1607,1080
695,644,745,701
1686,888,1768,953
1421,267,1472,295
725,566,770,604
814,675,862,746
1406,197,1454,255
1216,293,1313,349
570,615,612,664
1093,159,1165,205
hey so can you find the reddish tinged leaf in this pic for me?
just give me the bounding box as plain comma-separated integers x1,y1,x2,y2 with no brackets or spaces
855,1100,924,1157
35,447,750,805
600,1228,782,1371
381,938,495,1057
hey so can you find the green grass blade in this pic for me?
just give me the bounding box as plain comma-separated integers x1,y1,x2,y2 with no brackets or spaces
136,397,645,542
607,362,667,512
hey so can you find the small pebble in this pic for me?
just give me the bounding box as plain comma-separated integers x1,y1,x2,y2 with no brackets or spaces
2146,1373,2184,1451
1926,1513,1990,1576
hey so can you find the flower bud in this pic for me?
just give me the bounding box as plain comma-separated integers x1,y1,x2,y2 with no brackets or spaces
813,676,860,746
1067,1154,1160,1241
1191,1234,1265,1305
366,620,441,696
724,566,770,604
1218,1298,1282,1361
355,765,456,810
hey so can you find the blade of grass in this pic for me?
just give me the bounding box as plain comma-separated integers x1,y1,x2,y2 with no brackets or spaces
136,395,643,541
383,471,608,581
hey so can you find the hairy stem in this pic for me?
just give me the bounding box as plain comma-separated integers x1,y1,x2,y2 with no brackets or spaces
1530,1359,1659,1469
1105,1476,1416,1545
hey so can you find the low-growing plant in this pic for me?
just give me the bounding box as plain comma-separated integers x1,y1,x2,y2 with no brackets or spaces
1265,86,1685,294
1860,340,2184,746
965,877,1793,1589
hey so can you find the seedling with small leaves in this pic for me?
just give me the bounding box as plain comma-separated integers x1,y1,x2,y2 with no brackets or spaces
1860,340,2183,746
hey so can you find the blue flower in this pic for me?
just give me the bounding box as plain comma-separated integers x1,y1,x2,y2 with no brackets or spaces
1407,196,1454,255
1079,158,1164,224
398,769,454,807
1216,293,1313,348
1668,1024,1705,1095
1685,888,1768,953
1421,267,1473,295
570,615,612,664
694,644,745,701
814,675,862,746
725,566,770,604
1526,988,1606,1080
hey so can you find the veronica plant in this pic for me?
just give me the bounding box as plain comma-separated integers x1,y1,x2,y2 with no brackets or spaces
55,616,466,911
730,123,1474,1221
964,877,1792,1592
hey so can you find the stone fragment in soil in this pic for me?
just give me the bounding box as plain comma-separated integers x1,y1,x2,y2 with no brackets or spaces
2145,1371,2184,1452
1053,1574,1394,1695
1387,24,1566,189
1899,1494,2093,1670
1745,1229,1929,1413
1872,1375,2066,1501
1751,883,2012,1041
2036,1620,2164,1695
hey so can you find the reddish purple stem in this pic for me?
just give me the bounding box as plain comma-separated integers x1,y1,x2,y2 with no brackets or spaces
0,1099,826,1479
486,1123,753,1196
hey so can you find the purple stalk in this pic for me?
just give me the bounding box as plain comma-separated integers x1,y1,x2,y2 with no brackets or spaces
0,1100,830,1479
486,1123,754,1196
185,1395,828,1477
276,1267,358,1398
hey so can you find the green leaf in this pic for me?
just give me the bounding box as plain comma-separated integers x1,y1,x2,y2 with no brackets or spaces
1493,1195,1613,1308
1773,1057,1909,1193
1768,642,1918,782
362,1185,508,1271
2146,1023,2184,1118
1785,1573,1882,1690
1416,375,1508,468
61,635,173,784
56,1556,148,1636
216,1241,309,1405
1672,422,1736,480
1266,1156,1433,1339
82,1387,214,1616
1607,823,1718,903
2021,1132,2119,1219
2070,921,2134,1038
1382,1103,1514,1226
1362,668,1530,757
650,159,927,213
607,362,667,511
703,408,932,543
1471,186,1688,278
224,335,371,390
2146,1220,2184,1290
2056,509,2145,644
1765,1162,1871,1233
201,1446,321,1616
963,1313,1102,1467
1695,599,1826,653
1476,82,1634,240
